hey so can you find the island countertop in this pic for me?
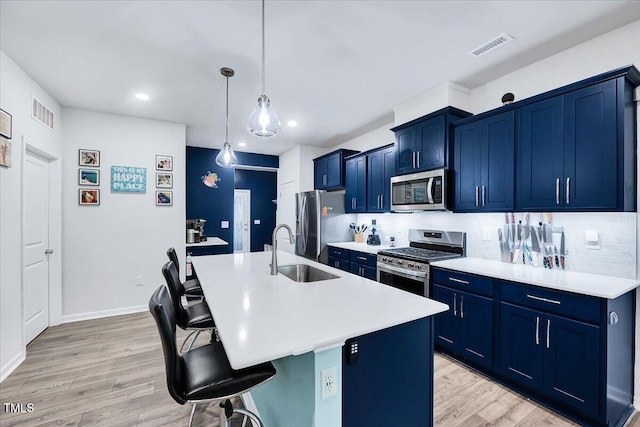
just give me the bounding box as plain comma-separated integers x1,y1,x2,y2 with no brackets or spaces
193,251,448,370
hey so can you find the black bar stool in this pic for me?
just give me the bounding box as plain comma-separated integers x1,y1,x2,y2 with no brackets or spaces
162,261,216,351
166,247,203,298
149,286,275,427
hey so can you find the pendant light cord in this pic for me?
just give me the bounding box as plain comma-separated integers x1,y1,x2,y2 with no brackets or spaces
261,0,266,95
225,74,229,142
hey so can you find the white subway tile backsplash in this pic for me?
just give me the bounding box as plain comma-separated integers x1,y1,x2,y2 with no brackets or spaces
356,211,637,279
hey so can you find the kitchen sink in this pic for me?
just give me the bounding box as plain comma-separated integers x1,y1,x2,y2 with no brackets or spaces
277,264,339,283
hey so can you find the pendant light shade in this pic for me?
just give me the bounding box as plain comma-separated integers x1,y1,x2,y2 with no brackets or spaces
247,0,281,138
215,67,238,168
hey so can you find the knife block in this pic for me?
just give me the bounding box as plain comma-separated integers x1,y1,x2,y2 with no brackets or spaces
354,233,364,243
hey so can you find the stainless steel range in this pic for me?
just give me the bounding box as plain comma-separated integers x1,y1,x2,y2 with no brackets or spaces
377,229,466,297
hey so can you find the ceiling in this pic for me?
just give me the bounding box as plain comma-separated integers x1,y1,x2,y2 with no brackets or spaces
2,1,640,156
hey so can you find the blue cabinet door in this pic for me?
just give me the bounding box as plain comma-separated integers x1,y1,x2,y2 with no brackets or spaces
482,111,515,210
499,302,544,391
345,158,358,213
325,152,342,188
543,313,600,418
564,80,617,210
314,157,327,190
517,97,564,210
454,121,483,211
432,285,459,353
328,256,350,272
367,146,395,212
395,126,417,175
458,292,493,369
349,262,376,280
454,111,514,212
418,114,446,171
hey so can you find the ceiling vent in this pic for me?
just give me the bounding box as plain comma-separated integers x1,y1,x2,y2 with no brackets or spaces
468,33,514,57
32,96,54,131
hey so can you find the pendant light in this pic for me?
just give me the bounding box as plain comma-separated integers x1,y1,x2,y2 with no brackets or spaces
215,67,238,168
247,0,281,137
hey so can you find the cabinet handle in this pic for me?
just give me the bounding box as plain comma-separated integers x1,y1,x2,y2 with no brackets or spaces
546,319,551,349
475,186,479,207
453,294,457,317
566,177,570,204
378,194,381,209
357,256,367,261
460,295,464,319
380,194,383,208
412,152,416,168
417,151,420,168
526,294,561,305
556,178,560,205
482,185,486,206
535,316,540,345
449,277,469,285
335,251,342,255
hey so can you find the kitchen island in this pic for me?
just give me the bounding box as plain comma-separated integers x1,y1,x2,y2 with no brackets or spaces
193,251,448,426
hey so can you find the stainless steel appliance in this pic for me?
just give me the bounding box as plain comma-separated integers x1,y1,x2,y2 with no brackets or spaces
377,229,466,297
390,169,448,211
186,219,207,243
295,190,355,264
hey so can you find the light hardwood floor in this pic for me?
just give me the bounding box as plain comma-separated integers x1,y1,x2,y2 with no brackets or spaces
0,312,637,426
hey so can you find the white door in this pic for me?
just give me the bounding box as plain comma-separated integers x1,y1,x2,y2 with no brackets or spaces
278,180,296,254
23,152,51,343
234,190,251,253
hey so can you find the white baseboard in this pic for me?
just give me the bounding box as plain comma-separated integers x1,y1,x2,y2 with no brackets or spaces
1,350,26,383
62,305,147,324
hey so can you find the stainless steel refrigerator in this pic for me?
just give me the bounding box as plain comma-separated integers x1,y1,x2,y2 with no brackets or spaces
295,190,355,264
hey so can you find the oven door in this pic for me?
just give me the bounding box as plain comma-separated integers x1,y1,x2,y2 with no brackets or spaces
377,263,429,297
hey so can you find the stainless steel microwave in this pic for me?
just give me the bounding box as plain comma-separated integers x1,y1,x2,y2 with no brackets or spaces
390,169,447,211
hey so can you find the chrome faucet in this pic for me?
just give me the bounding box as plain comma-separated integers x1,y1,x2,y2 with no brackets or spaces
271,224,295,275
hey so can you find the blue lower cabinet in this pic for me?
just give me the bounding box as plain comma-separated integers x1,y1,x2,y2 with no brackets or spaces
500,302,600,418
349,262,376,280
328,256,349,272
432,284,493,369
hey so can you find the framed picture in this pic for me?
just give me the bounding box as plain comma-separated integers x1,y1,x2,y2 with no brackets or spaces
156,173,173,188
0,140,11,168
79,149,100,167
156,190,173,206
79,168,100,186
156,155,173,171
79,189,100,205
0,109,12,139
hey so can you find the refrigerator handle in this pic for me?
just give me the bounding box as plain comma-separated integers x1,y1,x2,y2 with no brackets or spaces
299,195,307,252
303,196,310,252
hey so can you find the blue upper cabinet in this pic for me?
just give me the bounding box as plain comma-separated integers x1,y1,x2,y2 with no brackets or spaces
367,145,395,212
392,107,472,175
314,149,359,190
345,155,367,213
454,110,515,212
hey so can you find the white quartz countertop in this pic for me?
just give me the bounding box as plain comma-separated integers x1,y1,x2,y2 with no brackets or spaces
327,241,395,254
186,237,228,247
193,251,448,370
431,257,640,299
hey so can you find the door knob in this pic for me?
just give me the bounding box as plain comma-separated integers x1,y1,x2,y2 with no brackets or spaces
45,249,54,255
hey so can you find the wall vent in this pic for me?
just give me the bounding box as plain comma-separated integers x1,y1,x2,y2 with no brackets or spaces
468,33,514,57
32,96,54,131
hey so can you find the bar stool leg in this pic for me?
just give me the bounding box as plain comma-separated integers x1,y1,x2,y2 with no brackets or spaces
188,404,197,427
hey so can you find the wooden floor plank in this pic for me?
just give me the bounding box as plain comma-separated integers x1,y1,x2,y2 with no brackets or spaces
0,311,636,427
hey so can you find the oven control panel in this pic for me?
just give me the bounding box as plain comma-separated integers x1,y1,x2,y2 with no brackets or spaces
378,255,426,271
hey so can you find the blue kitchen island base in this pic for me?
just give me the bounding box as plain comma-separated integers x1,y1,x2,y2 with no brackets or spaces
250,317,434,427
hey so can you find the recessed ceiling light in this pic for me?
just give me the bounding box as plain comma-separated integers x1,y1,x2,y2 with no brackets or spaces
287,120,298,127
135,93,150,101
238,142,247,147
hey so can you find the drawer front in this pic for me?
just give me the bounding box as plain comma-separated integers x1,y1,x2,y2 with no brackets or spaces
432,268,493,297
328,246,350,260
500,281,600,324
349,251,377,267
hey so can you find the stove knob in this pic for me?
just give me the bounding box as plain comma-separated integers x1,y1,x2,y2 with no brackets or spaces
408,263,414,268
397,260,403,265
416,265,422,270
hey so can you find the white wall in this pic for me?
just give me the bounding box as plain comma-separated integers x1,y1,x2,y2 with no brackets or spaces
61,109,185,321
0,50,62,381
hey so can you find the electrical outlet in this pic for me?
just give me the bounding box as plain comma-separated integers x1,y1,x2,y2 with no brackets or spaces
136,275,143,286
483,227,492,241
321,367,337,400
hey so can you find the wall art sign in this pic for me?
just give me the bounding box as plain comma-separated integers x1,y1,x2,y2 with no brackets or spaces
156,155,173,171
110,166,146,193
156,191,173,206
79,189,100,205
79,149,100,167
79,168,100,186
201,171,221,188
0,109,12,139
0,140,11,168
156,173,173,188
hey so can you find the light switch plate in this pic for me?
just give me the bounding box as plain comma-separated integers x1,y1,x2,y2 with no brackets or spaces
254,219,260,225
221,221,229,229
